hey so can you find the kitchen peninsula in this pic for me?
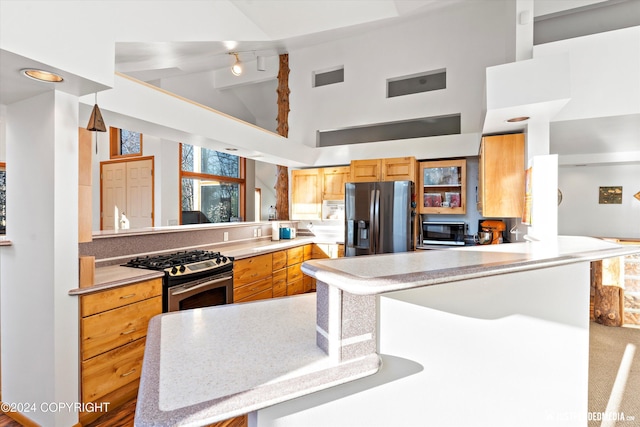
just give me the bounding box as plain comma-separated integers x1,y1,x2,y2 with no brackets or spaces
135,236,640,427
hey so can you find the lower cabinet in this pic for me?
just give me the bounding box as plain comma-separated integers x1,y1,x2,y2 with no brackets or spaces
79,278,162,425
233,253,273,302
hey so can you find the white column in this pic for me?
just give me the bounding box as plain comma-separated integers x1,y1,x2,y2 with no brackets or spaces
515,0,534,61
2,91,79,426
525,119,558,240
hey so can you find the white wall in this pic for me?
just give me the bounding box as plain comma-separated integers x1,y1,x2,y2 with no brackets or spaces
558,163,640,238
288,0,514,150
0,105,5,162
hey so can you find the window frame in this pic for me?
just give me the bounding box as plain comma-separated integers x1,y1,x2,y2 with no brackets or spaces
110,126,143,159
178,143,246,224
0,162,6,234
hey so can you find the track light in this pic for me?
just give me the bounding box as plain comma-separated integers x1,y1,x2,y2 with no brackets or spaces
230,52,243,76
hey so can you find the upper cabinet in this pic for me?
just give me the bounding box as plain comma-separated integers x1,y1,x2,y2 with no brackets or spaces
291,166,350,220
322,166,350,200
477,133,525,218
291,169,323,220
418,159,466,214
350,157,416,182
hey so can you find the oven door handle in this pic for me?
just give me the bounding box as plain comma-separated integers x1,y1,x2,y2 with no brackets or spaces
170,276,231,296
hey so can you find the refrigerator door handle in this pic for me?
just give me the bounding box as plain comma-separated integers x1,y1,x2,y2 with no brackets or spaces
369,190,376,254
373,189,381,253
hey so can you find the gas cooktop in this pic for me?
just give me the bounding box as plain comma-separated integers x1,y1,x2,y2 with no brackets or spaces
122,250,233,277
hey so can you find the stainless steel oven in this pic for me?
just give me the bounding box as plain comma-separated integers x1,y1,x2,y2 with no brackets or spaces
167,271,233,312
122,250,234,312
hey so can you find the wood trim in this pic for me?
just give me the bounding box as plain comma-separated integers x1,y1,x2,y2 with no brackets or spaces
181,171,245,184
0,162,6,169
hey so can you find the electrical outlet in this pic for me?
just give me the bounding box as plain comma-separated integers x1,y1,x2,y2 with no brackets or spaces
253,228,258,237
223,232,229,241
257,228,262,237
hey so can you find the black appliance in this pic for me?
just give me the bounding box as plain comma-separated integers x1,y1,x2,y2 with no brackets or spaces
122,250,234,312
345,180,415,256
421,221,466,246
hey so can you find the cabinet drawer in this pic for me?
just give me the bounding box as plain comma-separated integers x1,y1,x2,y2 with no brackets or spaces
272,269,287,298
81,278,162,317
287,263,303,283
233,276,272,302
81,296,161,361
287,280,304,296
272,250,287,270
287,247,304,266
236,287,273,303
234,254,272,287
81,337,146,403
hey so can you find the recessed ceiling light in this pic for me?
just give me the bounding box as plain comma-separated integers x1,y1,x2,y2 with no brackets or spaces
506,116,530,123
225,147,238,151
20,68,64,83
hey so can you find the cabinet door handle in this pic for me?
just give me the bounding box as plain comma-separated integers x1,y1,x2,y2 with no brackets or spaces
120,293,136,299
121,369,136,378
121,328,136,335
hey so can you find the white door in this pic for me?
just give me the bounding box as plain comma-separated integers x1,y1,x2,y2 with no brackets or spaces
101,159,154,230
101,163,127,230
126,159,153,229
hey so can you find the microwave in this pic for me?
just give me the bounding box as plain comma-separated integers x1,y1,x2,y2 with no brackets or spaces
421,221,466,246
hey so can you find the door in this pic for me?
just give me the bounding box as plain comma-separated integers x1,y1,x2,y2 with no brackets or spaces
377,181,414,254
126,159,153,229
101,163,127,230
345,182,376,256
101,158,154,230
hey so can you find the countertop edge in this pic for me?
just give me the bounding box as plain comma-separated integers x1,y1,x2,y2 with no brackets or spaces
301,238,640,296
68,270,165,296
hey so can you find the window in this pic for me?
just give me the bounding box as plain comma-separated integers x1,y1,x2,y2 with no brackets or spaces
110,127,143,158
0,162,5,234
180,144,245,224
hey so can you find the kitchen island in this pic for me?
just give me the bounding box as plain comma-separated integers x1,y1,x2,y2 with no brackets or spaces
134,236,640,427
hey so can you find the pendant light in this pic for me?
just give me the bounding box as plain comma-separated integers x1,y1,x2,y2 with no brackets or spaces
86,93,106,132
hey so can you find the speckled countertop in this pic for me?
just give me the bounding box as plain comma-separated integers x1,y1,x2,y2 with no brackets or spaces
69,236,319,295
301,236,640,295
135,294,380,427
134,235,640,427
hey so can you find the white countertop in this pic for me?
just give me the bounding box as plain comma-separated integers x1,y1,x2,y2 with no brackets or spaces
302,236,640,295
134,236,640,427
135,294,380,427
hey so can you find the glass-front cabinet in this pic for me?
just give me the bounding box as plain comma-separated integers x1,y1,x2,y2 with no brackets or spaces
418,159,466,214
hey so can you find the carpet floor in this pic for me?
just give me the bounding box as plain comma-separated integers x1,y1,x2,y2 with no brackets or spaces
589,323,640,427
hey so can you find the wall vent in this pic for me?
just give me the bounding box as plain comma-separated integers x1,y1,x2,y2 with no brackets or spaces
387,69,446,98
317,114,461,147
313,67,344,88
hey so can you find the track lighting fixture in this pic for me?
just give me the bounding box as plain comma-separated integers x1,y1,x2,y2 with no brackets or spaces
230,52,243,76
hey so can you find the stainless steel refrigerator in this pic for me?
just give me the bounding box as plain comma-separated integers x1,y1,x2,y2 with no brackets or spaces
345,180,415,256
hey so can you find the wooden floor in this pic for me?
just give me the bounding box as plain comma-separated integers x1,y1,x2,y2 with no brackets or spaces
0,399,136,427
0,398,247,426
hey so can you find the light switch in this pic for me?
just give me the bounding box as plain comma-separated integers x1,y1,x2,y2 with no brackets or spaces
223,232,229,241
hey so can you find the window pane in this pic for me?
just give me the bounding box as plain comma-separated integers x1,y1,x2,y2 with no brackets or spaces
181,144,195,173
120,129,141,155
181,178,240,223
181,144,239,178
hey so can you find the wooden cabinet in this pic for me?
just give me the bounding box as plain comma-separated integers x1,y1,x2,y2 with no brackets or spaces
291,169,323,220
291,167,349,220
322,166,350,200
233,254,273,302
418,159,466,214
477,134,525,218
286,247,304,295
350,157,416,182
79,278,162,425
